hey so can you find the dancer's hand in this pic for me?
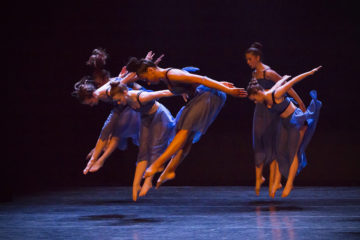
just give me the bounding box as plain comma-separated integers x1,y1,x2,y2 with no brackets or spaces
154,54,164,65
145,51,155,61
309,66,322,75
118,66,128,78
181,93,189,102
282,75,292,81
220,81,235,88
227,87,248,98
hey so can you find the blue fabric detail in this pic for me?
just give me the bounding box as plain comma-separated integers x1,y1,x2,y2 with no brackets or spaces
182,66,200,73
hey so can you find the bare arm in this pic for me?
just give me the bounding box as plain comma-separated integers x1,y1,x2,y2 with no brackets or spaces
120,72,138,85
168,69,247,97
269,75,291,93
120,51,163,85
131,82,143,90
138,90,174,104
274,66,322,99
267,70,306,111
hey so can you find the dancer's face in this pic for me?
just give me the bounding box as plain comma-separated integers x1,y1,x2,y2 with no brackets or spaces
139,67,160,85
248,91,265,104
112,92,128,106
245,53,260,69
82,96,99,107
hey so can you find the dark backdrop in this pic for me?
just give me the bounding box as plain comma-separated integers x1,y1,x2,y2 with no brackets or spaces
7,1,360,195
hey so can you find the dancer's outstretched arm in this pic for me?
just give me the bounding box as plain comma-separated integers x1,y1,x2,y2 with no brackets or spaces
121,51,164,85
267,70,306,111
269,75,292,92
167,69,247,97
120,72,138,85
274,66,322,99
138,90,174,104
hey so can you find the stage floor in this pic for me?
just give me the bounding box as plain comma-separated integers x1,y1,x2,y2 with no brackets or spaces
1,187,360,239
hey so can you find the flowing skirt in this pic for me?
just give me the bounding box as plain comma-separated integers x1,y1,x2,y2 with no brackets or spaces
276,90,322,177
175,85,226,143
99,106,140,150
137,103,175,164
252,103,280,166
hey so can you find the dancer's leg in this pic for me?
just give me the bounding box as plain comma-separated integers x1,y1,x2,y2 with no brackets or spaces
282,126,307,198
89,137,119,173
155,150,183,189
139,176,153,197
255,163,265,196
144,130,190,178
132,161,148,201
270,162,282,198
155,135,194,188
269,160,276,194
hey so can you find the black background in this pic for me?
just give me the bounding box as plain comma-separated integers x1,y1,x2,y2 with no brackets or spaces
7,1,360,196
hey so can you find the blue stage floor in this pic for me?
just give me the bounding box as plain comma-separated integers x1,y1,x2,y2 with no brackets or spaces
1,187,360,239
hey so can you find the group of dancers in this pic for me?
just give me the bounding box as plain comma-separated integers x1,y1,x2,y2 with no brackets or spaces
72,42,322,201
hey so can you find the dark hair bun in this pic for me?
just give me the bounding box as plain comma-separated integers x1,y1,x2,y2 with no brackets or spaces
73,76,91,90
71,76,96,100
126,57,141,72
87,48,108,69
251,42,263,50
248,77,259,87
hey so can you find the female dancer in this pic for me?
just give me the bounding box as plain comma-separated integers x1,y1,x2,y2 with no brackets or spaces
124,57,248,187
107,81,177,201
247,66,322,197
74,50,162,176
245,42,306,196
72,49,144,177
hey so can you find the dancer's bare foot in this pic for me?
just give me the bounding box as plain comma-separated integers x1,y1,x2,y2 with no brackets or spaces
89,159,105,173
144,164,162,178
83,159,96,175
255,176,265,196
139,178,153,197
281,184,293,198
156,171,176,189
132,185,141,202
269,183,282,198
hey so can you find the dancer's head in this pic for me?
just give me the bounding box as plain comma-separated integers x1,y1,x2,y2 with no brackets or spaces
247,78,265,103
126,57,160,84
245,42,263,69
109,81,128,106
72,77,99,106
87,48,110,87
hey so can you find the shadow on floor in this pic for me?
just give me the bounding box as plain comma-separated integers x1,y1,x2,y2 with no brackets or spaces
79,214,163,226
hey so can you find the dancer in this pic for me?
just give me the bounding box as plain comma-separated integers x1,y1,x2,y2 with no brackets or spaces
72,49,143,177
245,42,306,196
81,63,200,201
124,57,248,188
247,66,322,197
108,81,177,201
74,50,162,176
